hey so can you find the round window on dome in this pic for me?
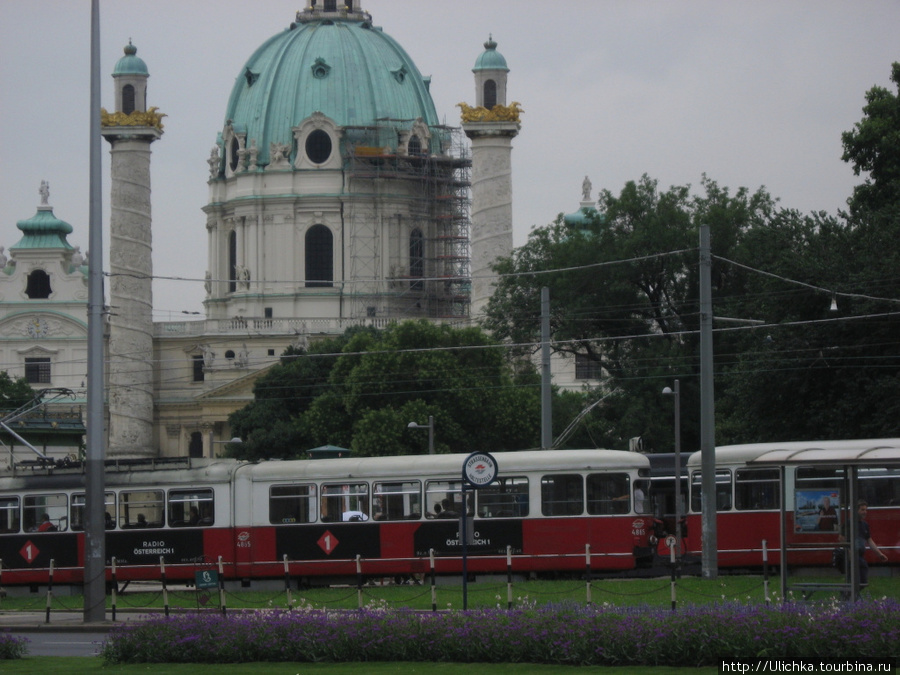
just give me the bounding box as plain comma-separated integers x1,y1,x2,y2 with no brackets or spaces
305,130,332,165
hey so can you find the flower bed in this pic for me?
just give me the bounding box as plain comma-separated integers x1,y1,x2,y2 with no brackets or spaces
101,600,900,667
0,633,28,660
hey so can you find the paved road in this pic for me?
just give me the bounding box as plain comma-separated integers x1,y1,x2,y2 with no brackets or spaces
16,631,109,657
0,610,154,657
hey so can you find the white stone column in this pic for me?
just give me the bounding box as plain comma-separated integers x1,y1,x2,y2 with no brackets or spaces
463,121,519,318
102,125,162,457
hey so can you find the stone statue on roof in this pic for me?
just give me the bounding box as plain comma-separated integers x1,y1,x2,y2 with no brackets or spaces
39,180,50,205
208,146,220,178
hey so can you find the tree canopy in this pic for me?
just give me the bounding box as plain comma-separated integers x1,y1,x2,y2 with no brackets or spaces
0,371,38,412
841,62,900,217
228,321,543,459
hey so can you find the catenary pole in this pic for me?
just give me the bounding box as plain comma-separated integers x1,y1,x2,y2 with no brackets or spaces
84,0,107,622
699,225,717,579
541,287,552,449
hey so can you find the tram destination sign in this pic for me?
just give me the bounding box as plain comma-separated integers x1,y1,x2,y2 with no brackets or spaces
463,451,498,488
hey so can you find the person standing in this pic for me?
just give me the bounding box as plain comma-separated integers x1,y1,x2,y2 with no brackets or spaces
856,499,888,588
633,482,647,514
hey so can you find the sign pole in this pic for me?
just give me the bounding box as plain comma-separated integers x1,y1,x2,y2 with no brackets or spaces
461,483,469,610
460,451,499,611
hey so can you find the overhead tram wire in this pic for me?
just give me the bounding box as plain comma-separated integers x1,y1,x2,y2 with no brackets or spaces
100,245,900,394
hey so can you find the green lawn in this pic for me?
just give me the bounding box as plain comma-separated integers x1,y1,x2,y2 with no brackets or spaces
0,659,720,674
3,573,897,612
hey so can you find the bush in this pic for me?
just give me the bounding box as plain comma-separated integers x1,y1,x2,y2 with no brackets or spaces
101,599,900,667
0,633,28,660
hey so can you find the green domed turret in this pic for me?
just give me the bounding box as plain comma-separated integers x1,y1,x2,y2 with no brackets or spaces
473,36,508,72
113,41,148,76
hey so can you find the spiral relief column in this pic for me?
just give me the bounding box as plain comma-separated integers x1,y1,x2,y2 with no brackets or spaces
101,42,164,457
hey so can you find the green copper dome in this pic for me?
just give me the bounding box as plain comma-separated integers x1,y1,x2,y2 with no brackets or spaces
113,41,148,76
222,11,439,165
12,206,74,250
473,36,508,72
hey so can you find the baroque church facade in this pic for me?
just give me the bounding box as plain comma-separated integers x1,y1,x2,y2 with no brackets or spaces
0,1,523,462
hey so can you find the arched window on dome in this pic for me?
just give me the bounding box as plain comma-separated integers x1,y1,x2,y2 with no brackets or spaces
323,0,337,11
228,231,237,293
305,225,333,288
409,228,424,291
122,84,136,115
408,135,422,156
483,80,497,110
25,269,52,299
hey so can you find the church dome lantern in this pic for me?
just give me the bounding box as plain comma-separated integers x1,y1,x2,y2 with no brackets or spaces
472,35,509,109
112,41,149,114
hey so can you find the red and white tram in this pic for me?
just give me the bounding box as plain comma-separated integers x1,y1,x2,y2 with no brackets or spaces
0,449,654,588
681,439,900,569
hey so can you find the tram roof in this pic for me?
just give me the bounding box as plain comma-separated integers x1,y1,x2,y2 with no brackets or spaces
684,439,900,468
244,448,649,482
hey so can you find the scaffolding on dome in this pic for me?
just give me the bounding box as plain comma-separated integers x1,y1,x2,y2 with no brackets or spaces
343,122,471,322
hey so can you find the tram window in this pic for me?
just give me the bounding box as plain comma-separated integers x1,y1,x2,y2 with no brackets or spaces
690,470,732,512
735,469,780,511
425,480,463,518
270,484,316,524
71,492,116,530
477,476,528,518
169,489,215,527
541,474,583,516
373,481,421,520
858,467,900,507
587,473,631,515
0,497,20,533
796,467,843,491
24,494,67,532
321,483,369,522
120,490,164,528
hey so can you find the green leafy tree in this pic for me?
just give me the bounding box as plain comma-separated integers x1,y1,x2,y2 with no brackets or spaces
227,329,374,459
0,371,38,411
228,320,542,459
841,62,900,216
307,320,541,456
721,63,900,442
483,175,776,451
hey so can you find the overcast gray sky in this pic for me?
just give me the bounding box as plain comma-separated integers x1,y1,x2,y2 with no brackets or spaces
1,1,897,319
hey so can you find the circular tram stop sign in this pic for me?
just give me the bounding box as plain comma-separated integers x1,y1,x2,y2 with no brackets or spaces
463,451,499,488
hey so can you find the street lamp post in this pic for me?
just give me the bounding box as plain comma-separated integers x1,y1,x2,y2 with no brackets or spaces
407,416,434,454
209,435,243,457
662,379,682,557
